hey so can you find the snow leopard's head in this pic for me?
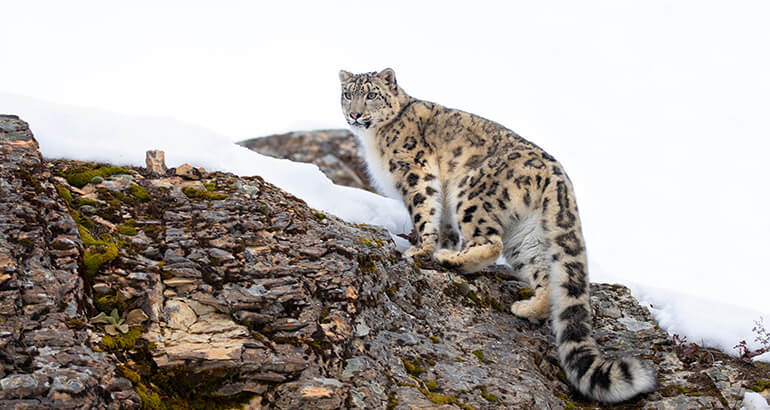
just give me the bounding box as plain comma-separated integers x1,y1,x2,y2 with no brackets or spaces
339,68,403,130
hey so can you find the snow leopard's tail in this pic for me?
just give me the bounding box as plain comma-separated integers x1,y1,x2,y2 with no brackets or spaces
544,174,657,403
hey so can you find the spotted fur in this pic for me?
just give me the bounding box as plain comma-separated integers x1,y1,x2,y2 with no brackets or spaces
340,68,657,403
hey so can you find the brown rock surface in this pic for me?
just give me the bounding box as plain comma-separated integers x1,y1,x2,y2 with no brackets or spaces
1,115,768,409
0,115,138,409
145,150,168,176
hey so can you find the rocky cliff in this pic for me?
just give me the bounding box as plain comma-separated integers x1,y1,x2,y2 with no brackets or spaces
0,116,768,409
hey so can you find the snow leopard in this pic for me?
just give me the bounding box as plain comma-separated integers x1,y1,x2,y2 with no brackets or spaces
339,68,657,403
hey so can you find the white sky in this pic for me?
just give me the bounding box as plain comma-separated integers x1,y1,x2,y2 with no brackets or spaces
2,1,769,319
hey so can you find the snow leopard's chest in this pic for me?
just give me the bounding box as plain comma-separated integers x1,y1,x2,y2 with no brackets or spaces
351,127,401,200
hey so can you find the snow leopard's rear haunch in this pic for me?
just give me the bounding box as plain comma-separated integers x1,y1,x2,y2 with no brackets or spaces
339,68,657,403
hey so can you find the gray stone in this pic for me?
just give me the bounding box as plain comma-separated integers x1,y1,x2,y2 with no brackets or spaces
0,374,47,398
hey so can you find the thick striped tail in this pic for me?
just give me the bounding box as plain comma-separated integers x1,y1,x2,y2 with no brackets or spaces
557,339,657,403
544,175,657,403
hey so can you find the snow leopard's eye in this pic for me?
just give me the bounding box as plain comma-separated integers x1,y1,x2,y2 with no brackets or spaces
343,92,352,100
366,92,377,100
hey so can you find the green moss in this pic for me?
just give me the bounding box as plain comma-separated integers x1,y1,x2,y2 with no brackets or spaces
75,198,99,207
424,381,438,392
560,394,576,410
78,225,97,246
423,391,455,405
402,358,425,377
118,225,138,236
136,382,164,410
466,290,481,304
71,209,95,231
94,294,122,313
314,211,326,221
490,298,506,312
64,165,132,188
459,405,476,410
203,182,216,191
101,326,144,351
518,287,534,299
358,237,384,248
416,386,459,406
141,225,164,239
117,364,141,385
750,379,770,392
56,185,73,207
65,318,86,329
660,384,702,397
471,350,492,364
387,392,398,410
358,255,377,273
182,187,228,201
429,336,440,344
127,184,151,201
84,240,119,277
479,386,498,402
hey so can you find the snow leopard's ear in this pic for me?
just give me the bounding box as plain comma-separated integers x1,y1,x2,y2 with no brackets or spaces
377,68,397,90
339,70,354,83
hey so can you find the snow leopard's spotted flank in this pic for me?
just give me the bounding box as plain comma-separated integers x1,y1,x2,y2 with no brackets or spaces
339,68,657,404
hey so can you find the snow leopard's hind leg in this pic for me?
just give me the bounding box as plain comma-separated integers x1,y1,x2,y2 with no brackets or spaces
502,213,551,322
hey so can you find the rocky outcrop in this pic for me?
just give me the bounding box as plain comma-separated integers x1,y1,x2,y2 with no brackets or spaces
0,115,138,409
1,116,768,409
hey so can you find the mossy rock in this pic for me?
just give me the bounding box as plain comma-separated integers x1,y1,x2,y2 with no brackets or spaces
64,165,132,188
518,287,534,299
75,197,99,208
101,326,144,351
402,358,425,377
84,240,119,277
127,184,151,202
94,293,123,313
71,209,95,231
479,386,498,402
472,350,492,364
56,184,72,206
141,224,164,239
118,225,138,236
182,187,228,201
749,379,770,392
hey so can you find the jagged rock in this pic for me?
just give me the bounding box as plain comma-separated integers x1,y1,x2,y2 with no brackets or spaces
1,115,768,409
239,129,375,192
145,150,167,175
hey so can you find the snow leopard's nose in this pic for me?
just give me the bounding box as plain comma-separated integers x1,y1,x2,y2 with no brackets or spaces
350,112,362,120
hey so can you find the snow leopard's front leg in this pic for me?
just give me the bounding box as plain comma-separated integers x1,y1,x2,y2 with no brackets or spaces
398,164,443,262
